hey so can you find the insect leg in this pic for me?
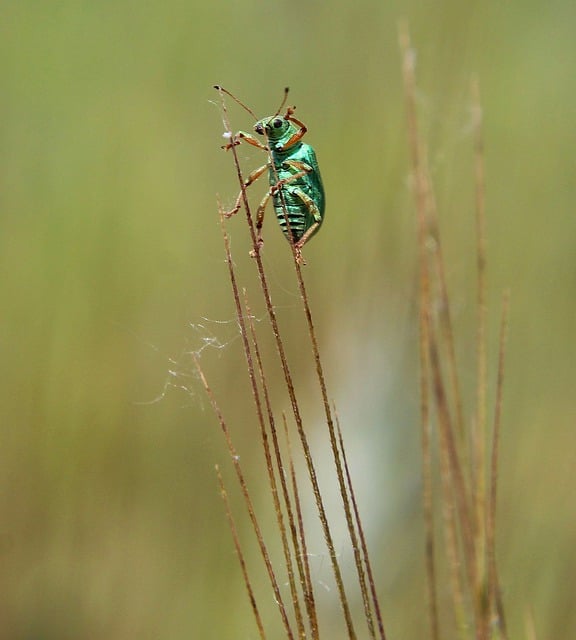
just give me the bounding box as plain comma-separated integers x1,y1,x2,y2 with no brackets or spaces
222,131,268,151
224,163,269,218
269,161,312,194
251,162,310,252
291,187,323,260
249,189,273,257
274,107,307,150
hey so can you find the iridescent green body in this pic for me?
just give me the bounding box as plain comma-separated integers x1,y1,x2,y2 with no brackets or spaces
224,107,325,263
256,115,325,244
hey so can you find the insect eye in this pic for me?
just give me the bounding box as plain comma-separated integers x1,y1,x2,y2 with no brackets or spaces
273,118,283,129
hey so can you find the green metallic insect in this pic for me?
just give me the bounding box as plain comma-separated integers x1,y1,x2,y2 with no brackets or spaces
221,94,325,264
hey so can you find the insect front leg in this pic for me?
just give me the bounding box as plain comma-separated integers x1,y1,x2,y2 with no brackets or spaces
224,163,269,218
222,131,268,152
274,107,307,151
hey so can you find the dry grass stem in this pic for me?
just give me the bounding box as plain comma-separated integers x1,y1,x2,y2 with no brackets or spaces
399,21,440,640
487,292,510,639
399,21,510,640
335,408,387,639
193,354,295,638
216,464,267,640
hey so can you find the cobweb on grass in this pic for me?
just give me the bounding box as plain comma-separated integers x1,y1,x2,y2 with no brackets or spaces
134,312,268,407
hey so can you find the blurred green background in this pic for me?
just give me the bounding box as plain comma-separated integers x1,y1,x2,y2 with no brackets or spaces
1,1,575,638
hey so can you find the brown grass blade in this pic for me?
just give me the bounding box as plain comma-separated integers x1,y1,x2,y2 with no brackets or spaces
216,464,267,640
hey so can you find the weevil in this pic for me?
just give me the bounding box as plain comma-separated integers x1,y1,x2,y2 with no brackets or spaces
222,102,325,264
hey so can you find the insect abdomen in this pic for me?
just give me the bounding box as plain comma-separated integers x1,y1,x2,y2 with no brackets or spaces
266,140,325,245
273,191,313,241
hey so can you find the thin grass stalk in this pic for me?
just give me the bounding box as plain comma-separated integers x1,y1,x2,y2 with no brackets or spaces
243,291,318,637
487,292,510,640
282,412,320,640
400,26,509,640
218,210,306,636
334,408,387,640
471,77,490,640
309,400,378,640
216,465,267,640
400,27,481,628
429,331,478,622
421,144,477,596
215,87,357,638
290,243,379,640
437,420,471,638
422,146,467,458
289,258,380,639
193,355,295,639
421,153,479,636
399,22,439,640
420,146,477,592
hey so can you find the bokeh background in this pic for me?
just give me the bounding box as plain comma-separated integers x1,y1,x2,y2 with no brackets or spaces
1,1,575,638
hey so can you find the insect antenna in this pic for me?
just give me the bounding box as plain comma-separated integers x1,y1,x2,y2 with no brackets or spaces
274,86,291,117
213,85,258,120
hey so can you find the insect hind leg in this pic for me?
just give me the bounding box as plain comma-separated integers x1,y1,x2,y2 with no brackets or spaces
292,188,322,243
284,186,322,265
